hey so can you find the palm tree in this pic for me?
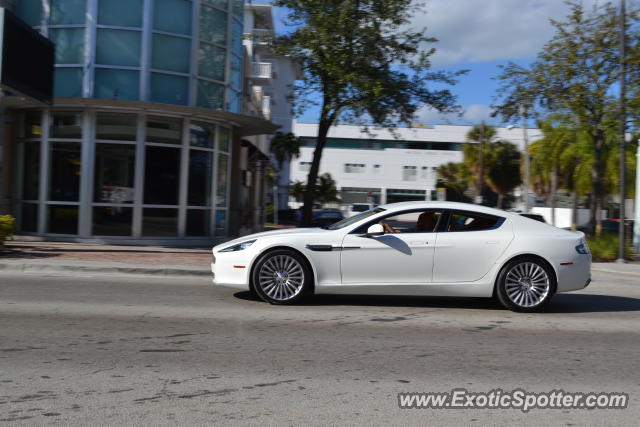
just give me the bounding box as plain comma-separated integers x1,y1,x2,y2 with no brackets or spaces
486,141,522,209
269,132,301,224
289,173,340,206
465,122,497,204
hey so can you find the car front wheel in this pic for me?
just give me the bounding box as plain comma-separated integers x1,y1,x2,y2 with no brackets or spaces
495,257,556,312
252,249,311,304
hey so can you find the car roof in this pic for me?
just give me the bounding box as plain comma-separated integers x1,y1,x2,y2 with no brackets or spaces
377,201,517,217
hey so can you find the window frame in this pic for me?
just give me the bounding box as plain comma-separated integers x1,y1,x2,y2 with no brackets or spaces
351,208,447,235
440,210,505,233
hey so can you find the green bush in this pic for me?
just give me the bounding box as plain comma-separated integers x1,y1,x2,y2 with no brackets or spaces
0,215,15,247
586,233,633,262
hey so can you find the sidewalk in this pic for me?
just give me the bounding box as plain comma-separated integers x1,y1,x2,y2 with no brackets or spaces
0,241,213,278
0,240,639,279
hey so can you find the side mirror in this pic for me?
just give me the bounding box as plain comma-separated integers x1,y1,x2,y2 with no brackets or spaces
366,223,385,237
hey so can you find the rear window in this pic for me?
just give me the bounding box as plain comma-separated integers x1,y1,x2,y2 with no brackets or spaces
351,204,370,212
447,211,502,232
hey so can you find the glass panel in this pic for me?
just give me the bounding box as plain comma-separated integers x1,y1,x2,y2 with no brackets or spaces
16,0,43,26
214,210,226,236
50,112,82,139
154,0,192,35
198,43,225,81
20,203,38,232
50,0,86,25
218,127,230,152
231,19,243,57
24,112,42,138
93,207,133,236
149,73,188,105
49,142,81,201
200,5,227,45
94,144,136,203
96,113,137,141
96,29,141,67
232,0,243,17
23,142,40,200
376,210,443,233
143,208,178,236
48,205,78,234
216,153,228,206
144,147,180,205
188,150,213,206
146,116,183,144
230,54,242,89
187,209,211,236
54,68,83,98
94,69,139,101
203,0,228,10
98,0,143,27
447,212,500,232
196,80,224,109
49,28,84,64
152,34,190,73
226,88,241,113
189,122,214,149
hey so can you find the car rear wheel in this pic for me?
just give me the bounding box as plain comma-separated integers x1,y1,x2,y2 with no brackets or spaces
495,257,555,312
252,249,311,304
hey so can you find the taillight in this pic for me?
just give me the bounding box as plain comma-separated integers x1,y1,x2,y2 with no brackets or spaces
575,240,590,254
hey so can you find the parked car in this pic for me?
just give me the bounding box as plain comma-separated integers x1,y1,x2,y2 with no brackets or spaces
346,203,374,217
212,201,591,312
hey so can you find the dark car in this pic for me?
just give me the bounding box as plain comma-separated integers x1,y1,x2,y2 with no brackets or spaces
311,209,344,227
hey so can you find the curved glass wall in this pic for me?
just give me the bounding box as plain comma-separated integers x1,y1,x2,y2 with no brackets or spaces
16,0,244,113
16,109,232,239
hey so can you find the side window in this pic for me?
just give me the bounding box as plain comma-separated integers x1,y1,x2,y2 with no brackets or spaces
378,210,443,233
447,211,501,232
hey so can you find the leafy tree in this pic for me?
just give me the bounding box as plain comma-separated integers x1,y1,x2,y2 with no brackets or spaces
493,1,640,234
269,132,301,223
290,173,340,206
435,162,472,203
274,0,464,225
486,141,522,209
464,122,497,203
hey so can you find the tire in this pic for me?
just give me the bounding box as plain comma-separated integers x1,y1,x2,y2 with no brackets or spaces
251,249,312,304
495,257,556,312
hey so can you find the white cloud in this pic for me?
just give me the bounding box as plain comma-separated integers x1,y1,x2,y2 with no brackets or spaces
413,0,599,66
417,103,497,125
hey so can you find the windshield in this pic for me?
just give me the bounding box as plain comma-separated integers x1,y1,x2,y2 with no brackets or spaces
326,207,386,230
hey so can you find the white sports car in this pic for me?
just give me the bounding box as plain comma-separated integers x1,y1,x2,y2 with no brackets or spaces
211,201,591,312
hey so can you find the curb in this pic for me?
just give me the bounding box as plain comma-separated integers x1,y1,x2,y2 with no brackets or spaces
0,261,211,278
591,265,640,278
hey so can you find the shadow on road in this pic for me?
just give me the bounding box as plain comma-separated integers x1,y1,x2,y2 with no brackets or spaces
234,291,640,313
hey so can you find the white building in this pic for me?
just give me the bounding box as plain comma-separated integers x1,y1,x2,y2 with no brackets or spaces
243,2,302,211
290,122,542,206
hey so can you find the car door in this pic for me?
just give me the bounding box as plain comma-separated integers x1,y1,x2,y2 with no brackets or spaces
432,210,514,283
340,209,442,284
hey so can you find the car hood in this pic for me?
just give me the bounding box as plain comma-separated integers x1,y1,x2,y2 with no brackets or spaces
213,227,328,251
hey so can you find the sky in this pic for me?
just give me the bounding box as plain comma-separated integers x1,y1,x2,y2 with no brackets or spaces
269,0,607,126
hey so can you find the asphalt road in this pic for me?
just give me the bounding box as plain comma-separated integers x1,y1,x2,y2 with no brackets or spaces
0,270,639,426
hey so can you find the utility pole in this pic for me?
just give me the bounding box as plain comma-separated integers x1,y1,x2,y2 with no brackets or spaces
617,0,626,263
521,106,531,212
634,143,640,253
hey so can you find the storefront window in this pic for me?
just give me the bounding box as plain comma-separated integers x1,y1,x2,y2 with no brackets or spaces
21,203,39,232
94,144,136,203
143,208,178,236
48,205,78,234
24,112,42,138
93,207,133,236
203,0,228,9
187,209,211,236
50,112,83,139
144,146,180,205
146,116,182,144
190,122,215,149
197,80,224,109
22,142,40,200
188,150,213,206
49,142,81,202
216,153,228,207
218,127,230,152
96,113,137,141
214,210,226,236
98,0,143,27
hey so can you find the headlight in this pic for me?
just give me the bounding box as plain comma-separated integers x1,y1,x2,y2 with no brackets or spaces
219,239,256,252
575,240,590,254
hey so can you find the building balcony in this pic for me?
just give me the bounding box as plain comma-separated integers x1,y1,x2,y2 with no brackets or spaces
252,28,274,45
250,62,273,83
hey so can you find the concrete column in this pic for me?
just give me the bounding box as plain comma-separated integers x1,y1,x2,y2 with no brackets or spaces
634,143,640,252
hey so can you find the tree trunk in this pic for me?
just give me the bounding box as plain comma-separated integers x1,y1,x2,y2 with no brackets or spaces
476,139,484,204
496,193,504,209
589,129,605,236
301,118,332,226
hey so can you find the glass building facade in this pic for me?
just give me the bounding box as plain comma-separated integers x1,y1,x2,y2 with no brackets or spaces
9,0,265,242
